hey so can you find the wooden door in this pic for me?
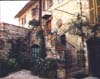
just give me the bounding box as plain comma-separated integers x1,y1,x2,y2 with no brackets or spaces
87,37,100,77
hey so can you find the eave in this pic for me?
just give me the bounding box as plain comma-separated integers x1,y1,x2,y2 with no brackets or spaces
15,1,36,18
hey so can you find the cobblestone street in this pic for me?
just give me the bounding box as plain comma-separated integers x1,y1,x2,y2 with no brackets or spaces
0,70,99,79
0,70,45,79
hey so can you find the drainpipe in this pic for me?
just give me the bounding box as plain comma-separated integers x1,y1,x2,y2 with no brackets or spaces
39,0,42,27
39,0,46,58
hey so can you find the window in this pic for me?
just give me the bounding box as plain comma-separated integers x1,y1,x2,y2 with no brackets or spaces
89,0,96,24
31,5,39,17
89,0,93,9
96,0,100,23
21,18,24,25
42,0,53,10
47,0,53,8
21,15,26,26
97,0,100,5
90,10,95,24
97,7,100,22
89,0,100,24
24,15,26,25
42,0,46,10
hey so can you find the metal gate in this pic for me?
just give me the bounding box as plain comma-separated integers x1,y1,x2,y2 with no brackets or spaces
31,44,40,63
87,37,100,77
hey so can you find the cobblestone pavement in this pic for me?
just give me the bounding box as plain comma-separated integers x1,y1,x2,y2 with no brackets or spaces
82,76,100,79
0,70,99,79
68,77,99,79
0,70,45,79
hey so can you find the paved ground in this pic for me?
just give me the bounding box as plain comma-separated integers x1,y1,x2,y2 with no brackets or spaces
0,70,99,79
82,76,100,79
68,77,100,79
0,70,45,79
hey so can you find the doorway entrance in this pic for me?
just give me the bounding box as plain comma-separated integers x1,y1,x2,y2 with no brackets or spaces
31,44,40,62
87,37,100,77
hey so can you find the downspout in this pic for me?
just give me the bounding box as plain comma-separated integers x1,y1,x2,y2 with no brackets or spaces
39,0,42,27
39,0,46,58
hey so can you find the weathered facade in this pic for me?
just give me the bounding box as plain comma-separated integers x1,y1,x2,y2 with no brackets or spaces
15,1,39,29
43,0,90,75
15,0,51,59
14,0,100,77
44,0,100,77
15,1,41,45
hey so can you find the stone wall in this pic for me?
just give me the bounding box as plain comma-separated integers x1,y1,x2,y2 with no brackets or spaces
0,22,30,60
0,22,29,38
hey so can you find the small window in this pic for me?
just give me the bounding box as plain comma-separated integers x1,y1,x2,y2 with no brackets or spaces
23,15,26,25
97,0,100,23
42,0,53,10
97,7,100,22
47,0,53,8
21,15,26,26
42,0,46,10
31,5,39,17
89,0,93,9
21,18,24,25
89,0,96,24
90,10,95,24
97,0,100,6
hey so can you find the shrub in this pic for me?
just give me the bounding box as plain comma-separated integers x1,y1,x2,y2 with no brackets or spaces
7,58,20,72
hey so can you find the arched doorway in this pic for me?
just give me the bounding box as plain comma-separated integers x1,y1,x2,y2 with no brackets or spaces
87,37,100,77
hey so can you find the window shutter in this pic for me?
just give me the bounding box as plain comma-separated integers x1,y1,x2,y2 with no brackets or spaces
96,0,100,23
89,0,96,24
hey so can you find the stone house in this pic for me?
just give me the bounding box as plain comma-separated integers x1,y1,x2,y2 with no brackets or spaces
44,0,100,76
42,0,89,75
15,1,39,29
14,0,100,76
15,0,54,59
15,1,41,48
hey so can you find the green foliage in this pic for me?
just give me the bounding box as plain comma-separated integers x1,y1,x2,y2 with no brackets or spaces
29,19,40,27
7,58,18,68
8,37,31,70
44,59,58,71
68,18,88,36
0,34,32,77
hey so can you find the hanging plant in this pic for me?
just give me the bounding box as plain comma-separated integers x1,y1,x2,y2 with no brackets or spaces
28,18,40,28
68,16,89,36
